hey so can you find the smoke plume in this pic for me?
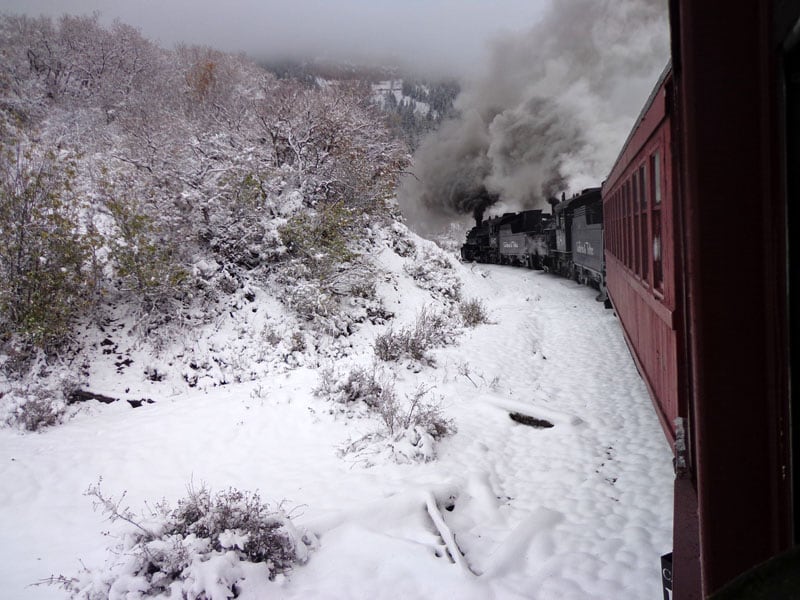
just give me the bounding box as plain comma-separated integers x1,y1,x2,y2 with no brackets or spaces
399,0,670,233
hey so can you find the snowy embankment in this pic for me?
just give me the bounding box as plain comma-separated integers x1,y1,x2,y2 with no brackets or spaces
0,247,673,599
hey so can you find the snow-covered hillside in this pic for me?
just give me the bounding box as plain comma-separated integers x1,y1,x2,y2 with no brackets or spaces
0,229,674,599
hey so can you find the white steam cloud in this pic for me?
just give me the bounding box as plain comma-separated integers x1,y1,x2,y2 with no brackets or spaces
399,0,670,233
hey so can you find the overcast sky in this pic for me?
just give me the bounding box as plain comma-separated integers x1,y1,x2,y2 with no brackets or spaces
0,0,549,76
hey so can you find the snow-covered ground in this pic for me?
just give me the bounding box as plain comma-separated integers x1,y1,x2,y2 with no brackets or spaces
0,256,673,599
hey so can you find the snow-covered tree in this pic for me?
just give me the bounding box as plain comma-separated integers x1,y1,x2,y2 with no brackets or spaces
0,11,412,351
0,135,99,349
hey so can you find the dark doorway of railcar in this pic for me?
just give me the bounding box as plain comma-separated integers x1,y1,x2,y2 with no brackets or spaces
785,17,800,547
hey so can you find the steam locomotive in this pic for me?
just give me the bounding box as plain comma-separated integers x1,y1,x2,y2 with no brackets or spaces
460,187,606,298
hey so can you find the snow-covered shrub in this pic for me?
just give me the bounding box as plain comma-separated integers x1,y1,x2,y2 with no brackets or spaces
103,192,190,312
204,213,282,271
1,370,80,431
144,363,167,382
53,483,318,599
340,385,456,465
200,172,286,270
289,331,306,353
0,337,42,378
274,203,387,336
312,365,337,399
403,245,462,302
261,323,283,346
374,306,457,364
4,388,67,431
0,142,100,350
316,364,455,464
459,298,490,327
373,330,404,363
384,403,456,464
280,201,356,265
375,385,445,436
388,223,416,257
339,366,386,407
315,363,392,409
280,274,339,327
275,250,383,338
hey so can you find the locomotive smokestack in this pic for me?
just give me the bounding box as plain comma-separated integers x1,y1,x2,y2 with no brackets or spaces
474,206,484,226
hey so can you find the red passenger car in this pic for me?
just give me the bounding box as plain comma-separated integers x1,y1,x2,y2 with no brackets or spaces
602,66,680,447
605,2,799,597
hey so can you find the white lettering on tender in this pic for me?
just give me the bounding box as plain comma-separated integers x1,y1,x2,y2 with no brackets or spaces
576,241,595,256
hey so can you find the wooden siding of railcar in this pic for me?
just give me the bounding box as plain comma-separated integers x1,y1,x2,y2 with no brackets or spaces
602,74,681,446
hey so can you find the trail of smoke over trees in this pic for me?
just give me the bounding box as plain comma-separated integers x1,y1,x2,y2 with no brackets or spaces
399,0,669,234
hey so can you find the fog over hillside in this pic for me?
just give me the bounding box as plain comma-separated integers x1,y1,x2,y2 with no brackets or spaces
0,0,549,77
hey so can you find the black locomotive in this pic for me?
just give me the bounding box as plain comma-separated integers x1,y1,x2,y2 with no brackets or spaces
460,187,605,296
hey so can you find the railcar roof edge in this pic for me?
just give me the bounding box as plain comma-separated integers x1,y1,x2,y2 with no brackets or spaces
602,61,672,190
